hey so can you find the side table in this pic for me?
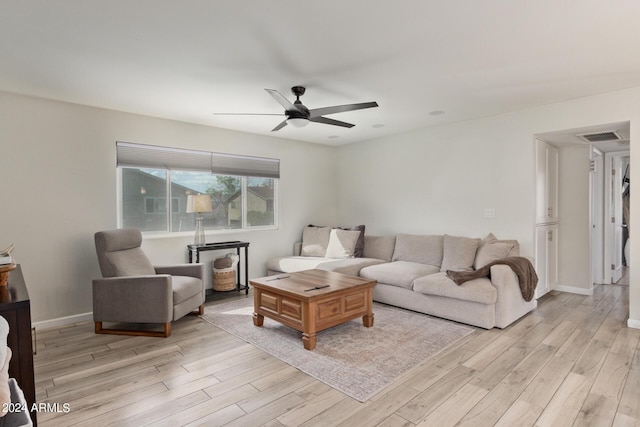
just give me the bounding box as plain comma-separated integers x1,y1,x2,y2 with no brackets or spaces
188,241,249,294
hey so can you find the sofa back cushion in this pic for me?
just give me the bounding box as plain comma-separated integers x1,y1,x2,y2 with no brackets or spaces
440,234,480,272
392,234,444,267
363,235,396,261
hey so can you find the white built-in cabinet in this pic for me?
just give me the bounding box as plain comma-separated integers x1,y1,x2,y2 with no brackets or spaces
535,139,559,298
536,140,559,224
535,224,558,297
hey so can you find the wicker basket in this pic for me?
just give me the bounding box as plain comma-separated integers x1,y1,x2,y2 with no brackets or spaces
213,268,236,292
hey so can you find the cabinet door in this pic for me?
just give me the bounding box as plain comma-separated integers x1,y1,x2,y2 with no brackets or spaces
535,140,559,224
536,142,548,224
546,145,559,223
535,226,549,298
547,224,559,288
535,224,559,298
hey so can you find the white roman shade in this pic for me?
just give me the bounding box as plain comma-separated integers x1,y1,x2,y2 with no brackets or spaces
116,141,280,178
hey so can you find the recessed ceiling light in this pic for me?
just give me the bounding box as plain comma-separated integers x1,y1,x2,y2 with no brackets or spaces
429,110,445,116
372,124,385,128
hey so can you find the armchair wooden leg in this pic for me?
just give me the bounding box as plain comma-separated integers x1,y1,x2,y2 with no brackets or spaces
189,304,205,316
95,321,171,338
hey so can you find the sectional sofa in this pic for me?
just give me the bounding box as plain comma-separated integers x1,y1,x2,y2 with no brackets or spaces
266,226,538,329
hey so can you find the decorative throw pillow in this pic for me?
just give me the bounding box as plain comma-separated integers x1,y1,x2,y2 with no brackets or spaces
337,225,365,258
309,224,365,258
392,234,444,266
474,242,515,269
325,229,362,259
440,234,480,272
480,233,498,246
300,226,331,257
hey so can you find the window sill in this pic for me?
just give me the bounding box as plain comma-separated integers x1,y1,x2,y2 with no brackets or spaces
141,226,279,240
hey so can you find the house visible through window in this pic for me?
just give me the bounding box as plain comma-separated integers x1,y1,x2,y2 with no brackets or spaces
117,142,279,233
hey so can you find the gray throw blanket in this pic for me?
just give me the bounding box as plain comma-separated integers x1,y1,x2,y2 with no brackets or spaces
446,257,538,302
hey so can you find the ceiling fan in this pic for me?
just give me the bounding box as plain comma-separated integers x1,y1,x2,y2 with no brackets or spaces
213,86,379,132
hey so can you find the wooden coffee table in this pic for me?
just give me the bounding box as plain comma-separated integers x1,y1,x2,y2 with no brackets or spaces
250,269,377,350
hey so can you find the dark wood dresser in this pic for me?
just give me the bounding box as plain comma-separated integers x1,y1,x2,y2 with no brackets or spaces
3,265,36,425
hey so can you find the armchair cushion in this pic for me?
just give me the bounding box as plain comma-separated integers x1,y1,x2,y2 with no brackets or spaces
171,276,204,304
106,248,155,276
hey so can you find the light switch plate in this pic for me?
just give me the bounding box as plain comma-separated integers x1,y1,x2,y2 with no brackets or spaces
483,208,496,219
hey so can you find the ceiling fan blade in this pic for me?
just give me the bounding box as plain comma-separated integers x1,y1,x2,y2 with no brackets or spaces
309,116,355,128
212,113,284,116
265,89,298,111
309,101,378,118
271,119,288,132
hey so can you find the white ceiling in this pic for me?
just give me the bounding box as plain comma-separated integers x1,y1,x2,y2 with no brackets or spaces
2,0,640,146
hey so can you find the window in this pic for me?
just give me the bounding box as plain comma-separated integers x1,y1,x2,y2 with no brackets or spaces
117,142,279,233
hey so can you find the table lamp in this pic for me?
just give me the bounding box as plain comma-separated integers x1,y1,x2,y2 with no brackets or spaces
186,194,213,245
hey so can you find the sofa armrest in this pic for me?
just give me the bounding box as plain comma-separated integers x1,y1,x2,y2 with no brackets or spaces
293,242,302,256
92,276,173,323
489,263,538,328
155,263,205,280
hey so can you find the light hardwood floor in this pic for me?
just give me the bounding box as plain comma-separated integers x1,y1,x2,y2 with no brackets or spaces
33,284,640,426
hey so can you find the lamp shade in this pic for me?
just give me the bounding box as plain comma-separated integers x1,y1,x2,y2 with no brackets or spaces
186,195,213,213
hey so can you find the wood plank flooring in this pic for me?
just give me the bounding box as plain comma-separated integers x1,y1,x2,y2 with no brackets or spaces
33,284,640,426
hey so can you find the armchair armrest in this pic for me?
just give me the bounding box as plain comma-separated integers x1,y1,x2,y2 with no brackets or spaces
155,263,205,280
294,242,302,256
92,275,172,323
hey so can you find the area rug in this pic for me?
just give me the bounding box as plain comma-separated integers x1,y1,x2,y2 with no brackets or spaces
201,299,475,402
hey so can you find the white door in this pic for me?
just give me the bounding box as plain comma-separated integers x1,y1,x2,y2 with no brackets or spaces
611,156,624,283
591,148,604,284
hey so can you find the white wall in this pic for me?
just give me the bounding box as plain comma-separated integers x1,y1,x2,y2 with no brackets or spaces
0,91,337,324
2,87,639,328
336,87,640,325
557,145,591,293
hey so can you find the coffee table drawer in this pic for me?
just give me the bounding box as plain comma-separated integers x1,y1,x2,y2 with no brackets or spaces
257,292,303,326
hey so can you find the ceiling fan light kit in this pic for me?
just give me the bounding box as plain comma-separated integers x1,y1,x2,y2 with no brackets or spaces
214,86,378,132
287,118,309,127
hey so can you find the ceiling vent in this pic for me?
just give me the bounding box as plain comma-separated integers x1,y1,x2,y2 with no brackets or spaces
577,130,623,143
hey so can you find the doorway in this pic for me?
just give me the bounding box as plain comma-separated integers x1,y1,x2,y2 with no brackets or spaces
535,121,630,295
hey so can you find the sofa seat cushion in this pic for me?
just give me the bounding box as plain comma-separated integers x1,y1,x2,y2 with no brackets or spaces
413,272,497,305
171,276,204,304
266,256,385,276
360,261,440,289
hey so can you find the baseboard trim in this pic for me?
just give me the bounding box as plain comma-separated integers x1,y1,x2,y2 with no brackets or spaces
33,312,93,331
553,285,593,296
628,318,640,330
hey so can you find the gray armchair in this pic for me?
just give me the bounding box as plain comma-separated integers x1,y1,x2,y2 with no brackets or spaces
93,228,205,337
